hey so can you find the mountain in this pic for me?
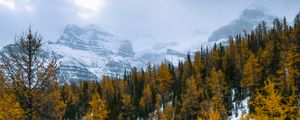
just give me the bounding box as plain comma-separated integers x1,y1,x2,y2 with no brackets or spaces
1,24,145,81
139,48,186,65
207,8,275,45
137,41,187,65
46,24,146,81
0,24,187,81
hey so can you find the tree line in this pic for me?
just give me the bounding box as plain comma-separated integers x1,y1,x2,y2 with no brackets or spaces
0,12,300,120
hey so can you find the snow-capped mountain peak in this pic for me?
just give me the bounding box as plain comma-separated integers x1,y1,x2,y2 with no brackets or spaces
56,24,134,57
207,8,275,43
239,8,274,25
0,24,144,81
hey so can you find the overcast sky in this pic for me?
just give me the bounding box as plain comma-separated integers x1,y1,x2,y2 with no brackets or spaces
0,0,299,52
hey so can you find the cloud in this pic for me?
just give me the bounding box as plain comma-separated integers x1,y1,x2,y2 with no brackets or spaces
0,0,34,12
25,4,34,12
0,0,16,10
72,0,106,19
0,0,300,52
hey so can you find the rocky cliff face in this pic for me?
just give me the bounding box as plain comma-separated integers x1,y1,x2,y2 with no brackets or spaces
56,24,135,57
46,24,144,81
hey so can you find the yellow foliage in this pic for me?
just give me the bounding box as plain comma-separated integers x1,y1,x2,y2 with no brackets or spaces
198,107,220,120
54,99,66,120
139,85,152,110
247,79,297,120
208,108,220,120
160,104,173,120
207,68,226,101
241,53,262,89
157,64,173,103
84,93,109,120
0,93,24,119
181,78,202,118
158,64,172,91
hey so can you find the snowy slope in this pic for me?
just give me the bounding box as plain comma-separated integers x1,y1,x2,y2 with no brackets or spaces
0,24,188,81
207,8,275,45
137,41,187,66
138,48,186,66
1,24,145,82
43,24,145,81
229,89,250,120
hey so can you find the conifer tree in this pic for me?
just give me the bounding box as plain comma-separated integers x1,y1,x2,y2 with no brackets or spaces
0,28,62,119
294,12,300,26
241,53,262,95
139,84,153,118
207,68,227,118
277,45,300,95
61,83,80,119
248,79,297,119
84,93,109,120
0,71,24,119
157,64,173,106
119,94,135,119
0,93,24,119
194,51,203,81
155,93,162,120
180,78,202,119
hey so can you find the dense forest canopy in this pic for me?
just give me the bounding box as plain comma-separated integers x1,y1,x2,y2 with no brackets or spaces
0,12,300,120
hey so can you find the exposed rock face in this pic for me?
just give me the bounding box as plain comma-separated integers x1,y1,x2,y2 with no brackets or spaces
48,24,144,81
56,24,135,57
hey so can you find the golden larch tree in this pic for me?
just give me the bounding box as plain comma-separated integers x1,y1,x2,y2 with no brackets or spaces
0,28,63,119
248,79,297,120
157,64,173,105
84,93,109,120
241,53,262,94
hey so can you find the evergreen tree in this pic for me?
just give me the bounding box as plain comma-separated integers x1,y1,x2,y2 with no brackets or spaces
119,94,135,119
294,12,300,26
139,84,153,118
179,78,202,119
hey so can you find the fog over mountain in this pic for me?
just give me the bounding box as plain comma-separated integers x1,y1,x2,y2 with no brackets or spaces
0,7,291,81
1,1,300,120
1,0,300,53
206,8,275,46
1,0,300,80
1,24,145,81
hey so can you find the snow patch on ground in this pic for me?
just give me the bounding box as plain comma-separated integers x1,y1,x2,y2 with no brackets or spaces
229,89,250,120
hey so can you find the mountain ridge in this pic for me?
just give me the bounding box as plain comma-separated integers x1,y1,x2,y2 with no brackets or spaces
207,8,275,44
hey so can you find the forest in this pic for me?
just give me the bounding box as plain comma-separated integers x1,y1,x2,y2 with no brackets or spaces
0,12,300,120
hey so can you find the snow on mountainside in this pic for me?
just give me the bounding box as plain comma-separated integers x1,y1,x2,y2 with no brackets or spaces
137,41,187,65
56,24,134,58
139,48,186,65
44,24,145,81
1,24,145,81
207,8,275,46
0,24,187,81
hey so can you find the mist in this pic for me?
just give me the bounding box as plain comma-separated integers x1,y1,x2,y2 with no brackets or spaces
0,0,299,52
